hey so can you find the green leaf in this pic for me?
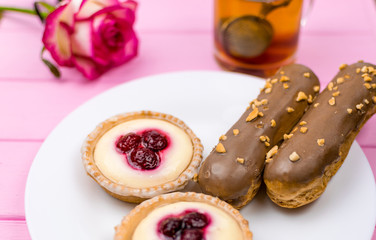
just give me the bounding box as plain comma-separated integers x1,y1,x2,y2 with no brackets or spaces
35,2,55,13
41,47,61,78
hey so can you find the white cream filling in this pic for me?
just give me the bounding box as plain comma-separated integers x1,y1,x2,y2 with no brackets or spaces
94,119,193,188
132,202,244,240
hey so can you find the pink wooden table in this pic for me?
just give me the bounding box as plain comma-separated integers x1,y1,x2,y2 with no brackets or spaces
0,0,376,239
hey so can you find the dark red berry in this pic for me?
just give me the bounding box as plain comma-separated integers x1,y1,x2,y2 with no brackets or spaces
116,133,141,153
182,212,209,229
128,147,160,170
180,229,204,240
142,130,168,151
159,217,183,238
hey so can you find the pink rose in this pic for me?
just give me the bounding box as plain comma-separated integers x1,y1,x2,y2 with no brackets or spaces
42,0,138,80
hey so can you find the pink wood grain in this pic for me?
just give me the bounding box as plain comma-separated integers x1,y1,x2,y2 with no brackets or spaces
0,221,31,240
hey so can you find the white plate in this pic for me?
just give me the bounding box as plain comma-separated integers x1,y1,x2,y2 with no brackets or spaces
25,71,376,240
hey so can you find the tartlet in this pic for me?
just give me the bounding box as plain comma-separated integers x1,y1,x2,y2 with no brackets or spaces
114,192,253,240
81,110,203,203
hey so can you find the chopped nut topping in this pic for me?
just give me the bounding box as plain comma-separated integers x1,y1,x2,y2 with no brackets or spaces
233,129,239,136
328,97,336,106
300,121,307,126
252,99,268,107
372,83,376,89
256,123,264,128
314,103,320,107
289,152,300,162
332,91,340,97
344,74,350,79
373,96,376,104
283,133,293,140
291,127,298,134
317,139,325,146
364,83,371,89
216,143,226,153
339,63,347,70
246,108,259,122
364,99,370,104
313,85,320,92
333,86,338,91
258,111,264,117
280,70,285,75
364,76,372,82
193,173,198,182
356,68,361,73
356,103,364,110
300,127,308,133
271,78,278,84
368,66,375,72
307,94,313,104
296,91,308,102
283,83,289,89
361,66,368,73
347,108,353,114
270,119,276,127
265,158,272,163
336,77,344,84
361,73,369,78
265,82,272,89
328,82,334,91
219,135,227,141
236,157,245,164
265,88,272,94
259,136,267,142
265,136,270,142
303,72,310,78
264,142,270,147
287,107,295,113
358,60,364,63
266,145,279,159
280,76,290,82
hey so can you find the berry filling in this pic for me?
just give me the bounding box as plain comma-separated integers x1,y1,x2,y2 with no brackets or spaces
129,147,160,170
142,130,168,151
116,133,141,153
115,129,169,170
158,210,210,240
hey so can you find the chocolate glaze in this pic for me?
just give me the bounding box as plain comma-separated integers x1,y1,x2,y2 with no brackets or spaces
198,64,320,208
264,62,376,205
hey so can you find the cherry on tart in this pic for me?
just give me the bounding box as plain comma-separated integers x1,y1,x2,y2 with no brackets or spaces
82,111,203,203
114,192,253,240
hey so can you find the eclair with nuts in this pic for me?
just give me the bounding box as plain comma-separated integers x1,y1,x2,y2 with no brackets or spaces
198,64,320,208
263,62,376,208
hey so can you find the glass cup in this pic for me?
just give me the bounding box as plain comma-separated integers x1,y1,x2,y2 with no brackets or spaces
214,0,313,78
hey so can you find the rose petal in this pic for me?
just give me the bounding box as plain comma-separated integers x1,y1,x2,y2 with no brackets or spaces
72,55,108,80
71,21,93,58
119,0,137,11
76,0,120,20
42,3,75,67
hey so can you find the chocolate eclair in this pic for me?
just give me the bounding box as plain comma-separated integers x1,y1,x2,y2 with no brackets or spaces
264,62,376,208
198,64,320,208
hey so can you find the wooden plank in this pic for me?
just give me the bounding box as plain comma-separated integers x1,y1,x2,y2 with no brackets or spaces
0,31,218,81
0,220,31,240
0,142,40,217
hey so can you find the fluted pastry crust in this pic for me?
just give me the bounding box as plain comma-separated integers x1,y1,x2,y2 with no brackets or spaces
82,110,203,203
114,192,253,240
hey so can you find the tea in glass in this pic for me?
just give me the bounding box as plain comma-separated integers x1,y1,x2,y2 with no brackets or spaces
214,0,304,77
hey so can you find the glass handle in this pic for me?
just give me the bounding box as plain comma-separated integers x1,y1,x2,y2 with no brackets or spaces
301,0,314,26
